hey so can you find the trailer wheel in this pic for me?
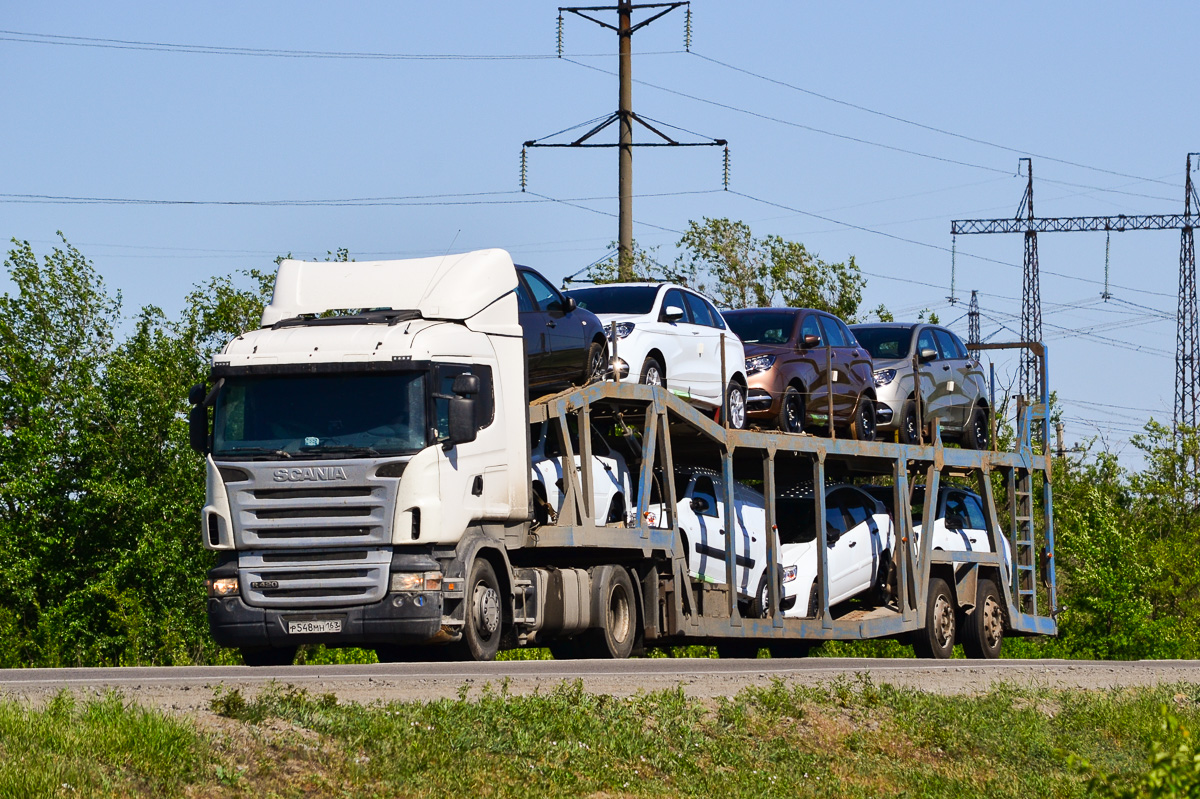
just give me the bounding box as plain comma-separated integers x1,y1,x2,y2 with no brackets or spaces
459,558,502,661
583,566,636,659
240,646,296,667
961,578,1004,658
913,576,956,659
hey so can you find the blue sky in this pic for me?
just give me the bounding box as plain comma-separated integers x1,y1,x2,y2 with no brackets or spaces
2,2,1196,459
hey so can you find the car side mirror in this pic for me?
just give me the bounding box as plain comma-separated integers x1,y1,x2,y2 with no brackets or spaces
944,513,965,530
189,404,209,454
918,347,938,363
563,295,577,312
826,527,840,545
664,304,685,322
690,496,710,514
801,334,821,348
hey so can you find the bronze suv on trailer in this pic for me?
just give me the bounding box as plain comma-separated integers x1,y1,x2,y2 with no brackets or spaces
722,308,878,439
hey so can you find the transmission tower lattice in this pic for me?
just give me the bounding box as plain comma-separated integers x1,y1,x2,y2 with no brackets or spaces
967,290,980,358
1175,153,1199,436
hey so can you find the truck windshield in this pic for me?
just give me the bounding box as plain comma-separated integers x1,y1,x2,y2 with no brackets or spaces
851,326,915,360
213,372,428,458
567,285,659,315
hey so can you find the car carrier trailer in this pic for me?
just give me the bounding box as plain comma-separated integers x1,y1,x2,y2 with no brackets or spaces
191,251,1056,663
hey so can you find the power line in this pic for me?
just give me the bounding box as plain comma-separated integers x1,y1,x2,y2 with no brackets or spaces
0,28,679,60
688,51,1177,189
728,189,1176,299
0,188,721,207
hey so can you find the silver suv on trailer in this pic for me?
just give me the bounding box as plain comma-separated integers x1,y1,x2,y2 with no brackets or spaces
849,323,990,448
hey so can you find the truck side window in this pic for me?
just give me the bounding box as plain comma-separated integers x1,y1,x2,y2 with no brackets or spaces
433,364,494,440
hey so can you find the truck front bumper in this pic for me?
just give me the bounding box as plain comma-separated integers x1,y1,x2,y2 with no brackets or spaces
208,592,444,649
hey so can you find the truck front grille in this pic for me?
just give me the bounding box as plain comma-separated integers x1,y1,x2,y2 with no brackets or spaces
220,459,404,549
239,548,390,608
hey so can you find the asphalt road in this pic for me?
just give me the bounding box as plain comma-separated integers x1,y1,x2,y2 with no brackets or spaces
4,658,1200,710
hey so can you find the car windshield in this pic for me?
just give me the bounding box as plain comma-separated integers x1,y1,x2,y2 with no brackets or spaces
852,326,915,360
213,371,428,458
724,312,796,344
567,285,659,315
777,498,818,544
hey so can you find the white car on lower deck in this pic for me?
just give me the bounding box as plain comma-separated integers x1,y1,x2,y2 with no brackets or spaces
647,467,774,604
773,484,895,618
530,419,632,527
567,283,749,428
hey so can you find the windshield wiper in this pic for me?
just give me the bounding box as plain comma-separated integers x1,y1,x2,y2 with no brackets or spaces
298,445,381,457
221,447,292,459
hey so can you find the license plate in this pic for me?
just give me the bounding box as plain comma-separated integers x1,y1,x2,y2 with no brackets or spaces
287,619,342,635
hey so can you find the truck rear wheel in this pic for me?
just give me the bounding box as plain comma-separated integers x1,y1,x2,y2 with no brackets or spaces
913,576,956,659
582,566,636,659
961,578,1004,658
458,558,502,661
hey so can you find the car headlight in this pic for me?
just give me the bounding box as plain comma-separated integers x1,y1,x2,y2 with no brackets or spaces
206,577,239,597
745,354,776,375
873,368,897,387
391,570,443,592
609,321,635,339
783,565,797,583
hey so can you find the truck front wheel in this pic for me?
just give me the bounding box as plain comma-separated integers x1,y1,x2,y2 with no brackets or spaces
459,559,503,661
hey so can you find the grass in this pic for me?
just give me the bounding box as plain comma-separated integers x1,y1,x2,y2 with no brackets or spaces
5,680,1200,797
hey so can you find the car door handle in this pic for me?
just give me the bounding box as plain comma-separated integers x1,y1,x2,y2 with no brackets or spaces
546,320,557,328
848,540,857,547
942,365,950,371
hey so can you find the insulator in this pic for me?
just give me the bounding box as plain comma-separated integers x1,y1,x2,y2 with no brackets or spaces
520,147,528,192
722,145,730,190
948,234,957,304
557,13,564,57
684,6,693,52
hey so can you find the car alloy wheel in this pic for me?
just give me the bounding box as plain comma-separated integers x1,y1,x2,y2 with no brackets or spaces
726,383,747,429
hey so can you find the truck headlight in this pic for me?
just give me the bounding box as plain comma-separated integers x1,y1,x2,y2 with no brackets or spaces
873,368,897,387
745,354,776,375
206,577,239,597
391,571,443,592
783,565,798,583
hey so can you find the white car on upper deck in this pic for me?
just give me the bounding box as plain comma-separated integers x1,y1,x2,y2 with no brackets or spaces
566,283,748,428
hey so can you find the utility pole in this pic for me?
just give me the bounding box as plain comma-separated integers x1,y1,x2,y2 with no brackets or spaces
1175,153,1199,438
523,2,726,281
618,1,634,278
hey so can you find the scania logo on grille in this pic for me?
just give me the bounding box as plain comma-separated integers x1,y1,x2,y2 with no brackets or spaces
273,466,350,482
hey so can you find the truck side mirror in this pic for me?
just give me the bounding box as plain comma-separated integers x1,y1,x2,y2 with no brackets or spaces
563,295,578,312
189,405,209,454
188,382,207,406
447,373,481,445
690,496,710,514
